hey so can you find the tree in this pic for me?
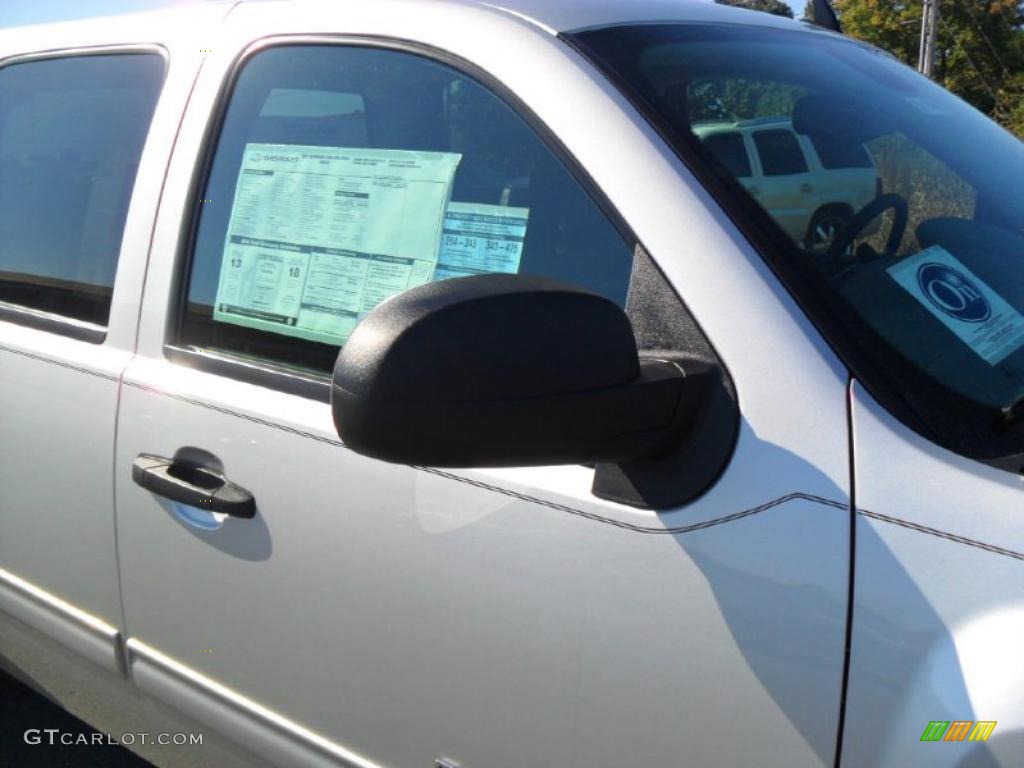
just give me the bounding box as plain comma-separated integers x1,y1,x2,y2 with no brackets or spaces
834,0,1024,136
996,71,1024,135
716,0,795,18
989,11,1024,133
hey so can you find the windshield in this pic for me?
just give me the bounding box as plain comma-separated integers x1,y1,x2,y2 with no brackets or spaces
573,22,1024,464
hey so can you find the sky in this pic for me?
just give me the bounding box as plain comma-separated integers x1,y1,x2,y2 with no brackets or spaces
0,0,807,28
0,0,204,27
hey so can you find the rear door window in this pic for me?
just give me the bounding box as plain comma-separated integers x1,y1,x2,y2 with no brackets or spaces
179,45,635,375
0,53,164,328
701,132,751,177
753,129,808,176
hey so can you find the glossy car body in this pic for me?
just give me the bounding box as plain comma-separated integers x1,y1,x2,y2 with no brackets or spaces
0,2,1020,767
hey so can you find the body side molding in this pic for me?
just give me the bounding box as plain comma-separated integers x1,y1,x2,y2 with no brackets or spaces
126,639,383,768
0,565,123,674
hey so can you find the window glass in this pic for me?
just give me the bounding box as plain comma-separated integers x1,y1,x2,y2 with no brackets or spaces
699,132,751,177
182,46,634,374
0,54,164,325
574,23,1024,461
753,129,808,176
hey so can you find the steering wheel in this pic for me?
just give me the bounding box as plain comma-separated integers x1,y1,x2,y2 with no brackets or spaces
826,193,909,262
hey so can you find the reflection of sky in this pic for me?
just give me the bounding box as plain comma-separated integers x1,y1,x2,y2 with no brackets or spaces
0,0,202,27
0,0,807,28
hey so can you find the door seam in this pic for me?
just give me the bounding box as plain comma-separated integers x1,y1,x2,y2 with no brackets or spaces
833,375,858,768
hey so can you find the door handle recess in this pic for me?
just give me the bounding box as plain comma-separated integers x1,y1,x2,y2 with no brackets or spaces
800,183,814,193
132,454,256,519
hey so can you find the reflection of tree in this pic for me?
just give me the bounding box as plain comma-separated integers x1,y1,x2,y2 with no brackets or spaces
688,79,807,123
716,0,795,17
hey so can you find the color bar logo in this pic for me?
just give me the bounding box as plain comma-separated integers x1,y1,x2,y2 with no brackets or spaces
921,721,997,742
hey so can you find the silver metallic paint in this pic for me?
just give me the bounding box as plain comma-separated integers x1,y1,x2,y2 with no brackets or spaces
4,3,1013,768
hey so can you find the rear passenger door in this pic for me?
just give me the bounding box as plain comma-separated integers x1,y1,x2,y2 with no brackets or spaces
0,50,164,671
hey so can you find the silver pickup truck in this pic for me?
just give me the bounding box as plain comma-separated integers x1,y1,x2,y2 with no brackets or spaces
0,1,1021,767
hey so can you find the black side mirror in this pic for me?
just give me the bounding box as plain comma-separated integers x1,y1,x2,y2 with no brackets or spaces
331,274,717,470
805,0,842,32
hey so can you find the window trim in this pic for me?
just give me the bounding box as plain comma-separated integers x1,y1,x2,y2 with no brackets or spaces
169,34,646,399
165,344,331,402
0,43,168,345
0,301,106,344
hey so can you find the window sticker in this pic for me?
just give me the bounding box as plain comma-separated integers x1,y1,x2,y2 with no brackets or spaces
213,143,461,346
888,245,1024,365
433,202,529,281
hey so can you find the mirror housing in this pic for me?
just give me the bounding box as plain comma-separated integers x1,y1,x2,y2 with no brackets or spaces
331,274,715,470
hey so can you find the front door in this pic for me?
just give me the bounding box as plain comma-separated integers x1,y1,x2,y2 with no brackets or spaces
114,7,853,767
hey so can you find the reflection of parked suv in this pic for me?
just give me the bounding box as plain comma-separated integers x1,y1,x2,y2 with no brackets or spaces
693,117,880,251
